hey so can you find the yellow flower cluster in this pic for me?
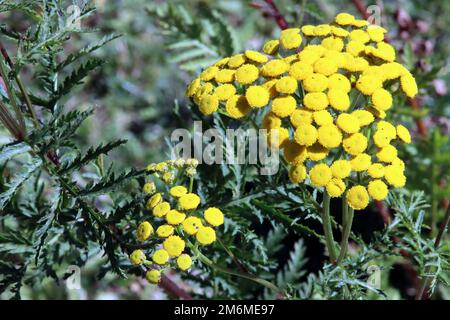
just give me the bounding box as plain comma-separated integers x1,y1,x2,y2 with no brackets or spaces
129,158,224,283
186,13,417,211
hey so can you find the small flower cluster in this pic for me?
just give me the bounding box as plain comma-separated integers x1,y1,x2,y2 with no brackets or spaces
186,13,417,210
129,159,224,284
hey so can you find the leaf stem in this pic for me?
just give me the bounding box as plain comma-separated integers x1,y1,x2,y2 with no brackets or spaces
321,192,337,263
191,243,285,296
337,197,354,264
415,205,450,299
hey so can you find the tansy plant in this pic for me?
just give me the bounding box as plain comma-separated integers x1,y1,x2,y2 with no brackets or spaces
186,12,417,264
129,159,225,284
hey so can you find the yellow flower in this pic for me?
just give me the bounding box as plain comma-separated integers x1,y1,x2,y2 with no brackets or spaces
335,13,355,25
372,88,393,111
314,57,338,76
350,153,372,171
182,216,203,235
328,89,350,111
267,127,289,148
227,53,246,68
162,172,174,184
163,235,185,257
226,95,251,119
289,61,314,80
198,94,219,115
146,270,161,284
186,78,201,97
304,92,328,111
392,157,405,170
290,109,313,127
156,224,174,238
271,95,296,117
280,28,302,49
317,124,342,148
261,78,277,97
326,178,346,198
301,25,315,36
130,249,145,266
307,143,328,161
331,26,349,37
330,159,351,179
298,48,321,65
368,163,385,178
261,59,289,77
400,73,418,98
275,76,298,94
146,192,162,210
196,226,217,245
367,25,386,42
384,165,406,188
396,124,411,143
153,201,171,218
245,50,268,63
283,140,308,164
137,221,154,241
346,40,365,56
356,74,382,95
368,179,389,200
303,73,329,92
373,130,392,148
246,85,270,108
294,124,318,146
170,186,188,198
262,39,280,55
200,66,219,82
214,57,230,67
143,182,156,194
313,110,333,126
166,209,186,225
370,42,396,62
152,249,170,265
263,111,282,129
343,133,368,155
352,19,369,28
309,163,332,187
336,113,360,134
321,37,344,52
289,164,307,183
378,121,397,138
313,24,331,36
215,69,235,83
235,64,259,84
179,193,201,210
376,145,398,163
177,254,193,271
347,185,370,210
349,29,370,44
328,73,351,92
215,84,236,101
352,110,374,127
204,207,224,227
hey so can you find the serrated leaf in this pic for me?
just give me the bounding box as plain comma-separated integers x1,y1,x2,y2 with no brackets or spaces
0,157,42,209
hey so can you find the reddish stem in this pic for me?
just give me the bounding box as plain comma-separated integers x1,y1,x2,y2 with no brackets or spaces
263,0,289,30
160,274,193,300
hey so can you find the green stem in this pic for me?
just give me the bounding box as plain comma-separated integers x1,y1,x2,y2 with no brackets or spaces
415,205,450,300
0,55,25,135
430,130,439,236
15,73,40,129
321,192,337,263
337,197,354,264
191,243,285,296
